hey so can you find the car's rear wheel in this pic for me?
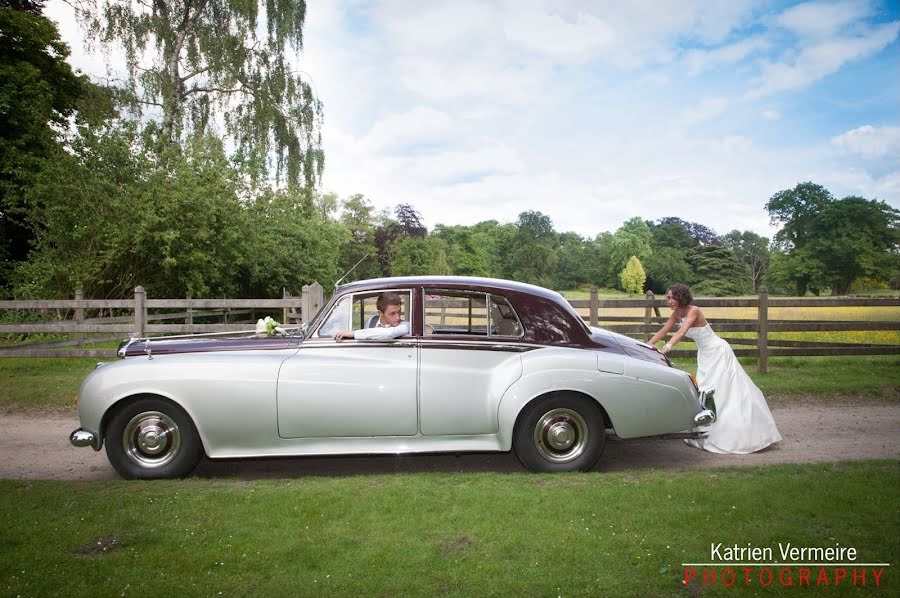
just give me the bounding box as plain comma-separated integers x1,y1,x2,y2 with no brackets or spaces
513,393,606,472
105,397,203,479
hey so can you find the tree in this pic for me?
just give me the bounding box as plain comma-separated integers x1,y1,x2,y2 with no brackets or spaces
432,224,490,277
766,183,898,295
610,218,652,284
338,194,380,281
720,230,770,291
508,211,558,286
554,232,594,290
650,221,697,250
619,256,646,295
809,197,899,294
394,203,427,238
76,0,323,188
373,203,427,276
657,217,718,246
766,182,833,251
591,232,616,288
470,220,517,278
15,124,249,298
0,2,103,288
765,248,826,296
643,247,693,294
391,236,451,276
687,246,744,296
242,187,346,296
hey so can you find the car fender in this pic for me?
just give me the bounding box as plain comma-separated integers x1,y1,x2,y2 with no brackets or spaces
496,347,701,449
77,350,295,452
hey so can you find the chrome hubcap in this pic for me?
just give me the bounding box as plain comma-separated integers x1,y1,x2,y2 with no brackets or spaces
122,411,181,468
533,408,588,463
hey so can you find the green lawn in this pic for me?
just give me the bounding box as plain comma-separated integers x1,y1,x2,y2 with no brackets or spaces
669,355,900,401
0,357,99,411
1,461,896,597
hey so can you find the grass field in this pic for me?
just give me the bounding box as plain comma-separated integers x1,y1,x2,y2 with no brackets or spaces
1,461,896,597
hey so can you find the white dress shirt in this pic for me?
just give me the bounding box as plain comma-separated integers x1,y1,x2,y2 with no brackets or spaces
352,321,410,340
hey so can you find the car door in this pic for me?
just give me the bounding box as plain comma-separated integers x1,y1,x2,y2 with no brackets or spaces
418,289,524,436
276,289,418,438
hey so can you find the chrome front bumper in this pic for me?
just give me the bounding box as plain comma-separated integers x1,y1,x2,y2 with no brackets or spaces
70,428,101,451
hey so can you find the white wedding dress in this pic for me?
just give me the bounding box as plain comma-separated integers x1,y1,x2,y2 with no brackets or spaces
682,321,782,454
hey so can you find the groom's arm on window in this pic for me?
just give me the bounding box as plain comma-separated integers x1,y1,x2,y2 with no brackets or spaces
334,322,410,341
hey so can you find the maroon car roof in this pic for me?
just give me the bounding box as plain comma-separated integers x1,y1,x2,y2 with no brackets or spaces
333,276,593,347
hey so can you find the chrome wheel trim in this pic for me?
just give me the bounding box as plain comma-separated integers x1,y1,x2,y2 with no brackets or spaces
532,408,589,463
122,411,181,468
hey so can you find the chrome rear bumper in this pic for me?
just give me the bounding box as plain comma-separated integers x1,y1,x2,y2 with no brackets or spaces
694,409,716,427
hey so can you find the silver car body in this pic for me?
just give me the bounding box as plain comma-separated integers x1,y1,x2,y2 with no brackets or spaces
72,276,707,467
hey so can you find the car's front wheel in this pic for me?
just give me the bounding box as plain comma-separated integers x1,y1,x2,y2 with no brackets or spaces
105,397,203,479
513,393,606,472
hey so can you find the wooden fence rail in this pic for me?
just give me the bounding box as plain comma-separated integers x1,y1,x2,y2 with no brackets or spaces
0,283,324,358
569,287,900,371
1,284,898,371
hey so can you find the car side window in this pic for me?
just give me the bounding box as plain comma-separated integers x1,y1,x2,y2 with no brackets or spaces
317,296,351,337
424,291,521,337
489,294,524,337
316,290,412,338
424,291,488,336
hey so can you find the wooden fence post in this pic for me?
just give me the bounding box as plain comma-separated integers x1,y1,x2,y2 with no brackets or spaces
644,290,655,326
589,286,598,327
186,295,193,332
283,287,290,325
134,286,146,338
758,286,768,373
301,282,324,324
74,288,84,354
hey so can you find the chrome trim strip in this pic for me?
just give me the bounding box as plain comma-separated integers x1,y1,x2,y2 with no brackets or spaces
420,341,540,353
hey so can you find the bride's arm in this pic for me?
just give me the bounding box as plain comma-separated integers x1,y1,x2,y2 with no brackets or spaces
648,312,678,346
661,307,699,354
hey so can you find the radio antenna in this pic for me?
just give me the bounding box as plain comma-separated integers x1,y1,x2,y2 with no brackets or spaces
334,254,370,288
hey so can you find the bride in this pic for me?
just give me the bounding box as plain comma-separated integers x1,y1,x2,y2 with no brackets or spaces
648,284,782,454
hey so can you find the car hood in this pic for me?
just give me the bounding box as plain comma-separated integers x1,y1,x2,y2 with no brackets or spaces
119,335,301,358
590,326,670,367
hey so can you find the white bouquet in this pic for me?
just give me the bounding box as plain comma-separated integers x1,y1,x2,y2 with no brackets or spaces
255,316,286,337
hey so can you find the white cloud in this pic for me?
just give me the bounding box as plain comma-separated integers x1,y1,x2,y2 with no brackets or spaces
683,36,769,76
679,97,731,126
762,109,782,120
775,0,876,38
746,20,900,98
831,125,900,158
503,5,617,60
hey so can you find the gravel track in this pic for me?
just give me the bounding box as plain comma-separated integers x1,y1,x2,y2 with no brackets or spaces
1,401,897,480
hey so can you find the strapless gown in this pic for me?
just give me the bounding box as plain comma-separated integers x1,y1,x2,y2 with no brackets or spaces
683,322,782,454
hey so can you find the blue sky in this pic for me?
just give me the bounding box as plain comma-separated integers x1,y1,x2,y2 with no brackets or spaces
48,0,900,239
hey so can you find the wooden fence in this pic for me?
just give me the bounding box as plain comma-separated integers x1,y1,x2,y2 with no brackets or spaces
1,284,898,372
0,284,324,358
570,287,900,371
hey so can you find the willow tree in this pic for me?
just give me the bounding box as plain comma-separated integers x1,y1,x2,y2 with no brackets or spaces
76,0,323,187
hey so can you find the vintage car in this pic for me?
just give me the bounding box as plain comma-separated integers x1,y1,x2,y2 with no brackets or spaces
70,276,714,479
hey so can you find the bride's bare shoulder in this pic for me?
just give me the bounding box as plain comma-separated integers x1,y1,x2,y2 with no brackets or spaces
689,305,708,325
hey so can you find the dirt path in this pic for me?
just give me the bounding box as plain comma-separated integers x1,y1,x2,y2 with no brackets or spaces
1,401,898,480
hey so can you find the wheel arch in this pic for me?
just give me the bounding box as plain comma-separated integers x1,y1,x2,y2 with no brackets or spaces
498,382,614,451
513,390,611,432
99,392,208,455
